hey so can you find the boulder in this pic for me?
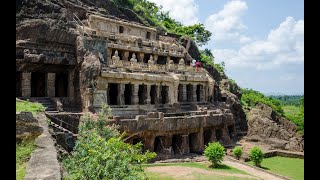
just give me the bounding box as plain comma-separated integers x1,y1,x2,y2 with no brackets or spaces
16,112,43,141
246,103,303,152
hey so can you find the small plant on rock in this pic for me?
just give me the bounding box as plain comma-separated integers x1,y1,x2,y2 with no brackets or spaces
249,146,264,167
233,146,243,160
204,142,225,168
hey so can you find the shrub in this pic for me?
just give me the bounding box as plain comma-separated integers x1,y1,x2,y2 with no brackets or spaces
233,146,243,160
204,142,225,167
249,146,264,167
63,104,156,179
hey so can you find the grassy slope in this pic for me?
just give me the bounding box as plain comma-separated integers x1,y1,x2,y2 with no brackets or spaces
247,156,304,180
16,99,45,114
16,100,44,179
16,141,35,180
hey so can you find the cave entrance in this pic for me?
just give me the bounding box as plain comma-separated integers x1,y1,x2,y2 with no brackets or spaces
196,84,201,102
187,84,193,102
108,83,118,105
161,85,169,104
157,56,166,65
143,54,151,63
228,125,235,139
124,84,132,105
203,129,212,146
138,84,147,105
216,129,223,141
172,134,182,154
31,72,46,97
154,136,165,153
55,72,68,97
150,85,157,104
189,132,198,153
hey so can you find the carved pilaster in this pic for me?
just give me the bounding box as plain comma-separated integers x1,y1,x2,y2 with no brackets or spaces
192,84,197,102
146,85,151,104
133,84,139,105
119,84,125,105
46,73,55,97
22,72,31,97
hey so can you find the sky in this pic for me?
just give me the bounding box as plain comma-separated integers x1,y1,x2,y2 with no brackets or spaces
148,0,304,95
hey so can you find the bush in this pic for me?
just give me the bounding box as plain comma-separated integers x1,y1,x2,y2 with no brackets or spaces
249,146,264,167
204,142,225,167
63,104,156,179
233,146,243,160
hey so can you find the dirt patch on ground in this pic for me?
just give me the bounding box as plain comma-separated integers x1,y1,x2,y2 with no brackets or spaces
145,166,259,179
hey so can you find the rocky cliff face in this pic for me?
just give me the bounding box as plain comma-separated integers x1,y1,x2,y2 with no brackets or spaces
246,103,304,152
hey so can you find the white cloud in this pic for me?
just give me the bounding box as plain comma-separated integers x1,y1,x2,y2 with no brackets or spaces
148,0,199,26
204,0,249,44
212,17,304,70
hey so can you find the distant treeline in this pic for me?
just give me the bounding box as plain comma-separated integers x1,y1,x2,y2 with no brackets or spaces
268,95,304,106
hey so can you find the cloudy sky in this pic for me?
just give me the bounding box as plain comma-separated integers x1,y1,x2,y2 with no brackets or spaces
148,0,304,95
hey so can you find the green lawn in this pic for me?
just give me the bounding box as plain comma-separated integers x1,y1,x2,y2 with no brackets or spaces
16,140,35,180
16,99,45,114
247,156,304,180
142,162,255,180
142,162,248,174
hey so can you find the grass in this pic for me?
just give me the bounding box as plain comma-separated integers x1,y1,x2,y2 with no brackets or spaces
247,156,304,180
143,171,254,180
16,99,45,114
16,140,36,180
142,162,248,174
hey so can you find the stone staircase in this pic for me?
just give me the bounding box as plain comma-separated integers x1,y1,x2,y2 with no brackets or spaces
29,97,57,112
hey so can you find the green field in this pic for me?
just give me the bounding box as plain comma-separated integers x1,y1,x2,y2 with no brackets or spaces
247,156,304,180
283,105,300,116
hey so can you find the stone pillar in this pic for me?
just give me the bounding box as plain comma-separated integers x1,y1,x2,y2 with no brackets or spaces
68,70,74,98
144,135,155,152
46,73,55,97
192,84,197,102
210,128,217,142
22,72,31,97
119,84,125,105
192,129,204,152
137,53,144,62
146,85,151,104
182,84,187,102
132,84,139,105
222,125,232,145
107,48,112,61
166,56,171,64
157,85,161,104
199,85,204,102
180,135,190,154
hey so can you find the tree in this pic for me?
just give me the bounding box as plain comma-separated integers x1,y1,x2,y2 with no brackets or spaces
249,146,264,167
63,104,156,179
204,142,225,168
233,146,243,160
175,24,212,46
